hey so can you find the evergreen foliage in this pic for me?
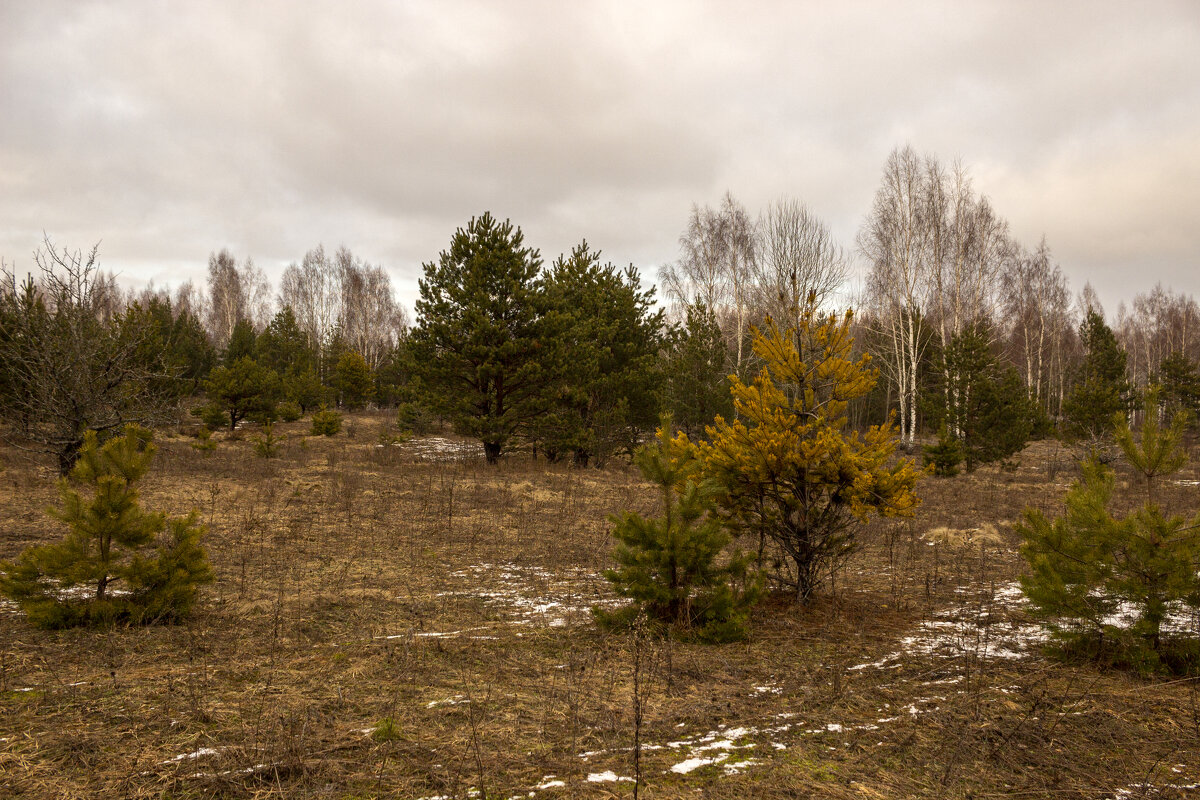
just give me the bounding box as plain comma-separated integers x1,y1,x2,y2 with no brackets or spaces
926,321,1037,471
224,318,258,364
332,350,375,410
1019,392,1200,672
694,309,922,601
257,307,315,376
1157,351,1200,422
0,427,213,628
598,425,759,642
277,401,302,422
251,421,285,458
537,242,663,466
408,213,547,463
1063,309,1134,443
396,401,435,436
284,367,327,415
311,406,343,436
663,302,734,441
204,356,281,431
923,426,964,477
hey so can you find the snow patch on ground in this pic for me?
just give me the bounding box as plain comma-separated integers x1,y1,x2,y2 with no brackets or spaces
404,437,481,462
586,770,633,782
162,747,221,763
433,562,624,630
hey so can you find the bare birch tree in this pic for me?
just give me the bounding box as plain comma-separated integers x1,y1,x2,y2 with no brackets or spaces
859,145,931,448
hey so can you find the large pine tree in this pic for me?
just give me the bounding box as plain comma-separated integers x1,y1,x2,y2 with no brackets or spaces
409,213,546,463
537,242,663,466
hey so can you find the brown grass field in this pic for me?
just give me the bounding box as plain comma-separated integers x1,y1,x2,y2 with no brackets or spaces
2,413,1199,799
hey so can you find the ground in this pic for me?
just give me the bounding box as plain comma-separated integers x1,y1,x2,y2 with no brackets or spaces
1,413,1199,799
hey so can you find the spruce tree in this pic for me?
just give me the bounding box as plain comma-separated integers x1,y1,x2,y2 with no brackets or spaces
927,321,1036,471
0,426,213,628
1157,351,1200,422
599,424,759,642
224,318,258,364
409,213,547,463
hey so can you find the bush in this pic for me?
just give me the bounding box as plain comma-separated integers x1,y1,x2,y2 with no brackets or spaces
190,428,217,456
396,401,435,436
277,401,302,422
251,421,285,458
311,406,343,437
924,427,964,477
192,403,229,431
597,425,759,643
0,426,213,628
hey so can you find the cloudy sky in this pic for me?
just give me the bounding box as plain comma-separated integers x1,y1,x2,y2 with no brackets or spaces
1,1,1197,316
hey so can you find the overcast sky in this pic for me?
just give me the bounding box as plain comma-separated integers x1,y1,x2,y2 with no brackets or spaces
2,1,1197,317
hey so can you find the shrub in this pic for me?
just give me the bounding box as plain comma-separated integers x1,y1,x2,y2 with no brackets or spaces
192,403,229,431
311,406,343,437
924,427,964,477
277,401,302,422
251,421,285,458
396,401,435,436
190,428,217,456
0,426,213,628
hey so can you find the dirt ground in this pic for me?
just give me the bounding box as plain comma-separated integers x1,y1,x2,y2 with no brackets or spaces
1,414,1198,799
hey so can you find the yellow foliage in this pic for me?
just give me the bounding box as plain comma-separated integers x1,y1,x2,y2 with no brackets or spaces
693,309,922,599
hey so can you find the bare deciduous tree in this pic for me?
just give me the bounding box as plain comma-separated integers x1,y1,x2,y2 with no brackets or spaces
205,249,271,350
753,197,848,327
0,239,177,474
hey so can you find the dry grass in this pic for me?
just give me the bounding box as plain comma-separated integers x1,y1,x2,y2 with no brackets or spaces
1,419,1199,798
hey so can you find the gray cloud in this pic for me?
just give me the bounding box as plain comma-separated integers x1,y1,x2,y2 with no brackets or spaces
1,1,1197,313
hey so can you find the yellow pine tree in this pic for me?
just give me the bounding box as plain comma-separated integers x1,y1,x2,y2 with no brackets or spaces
694,308,922,601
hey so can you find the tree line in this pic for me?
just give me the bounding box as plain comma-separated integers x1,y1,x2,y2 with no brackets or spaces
2,145,1198,476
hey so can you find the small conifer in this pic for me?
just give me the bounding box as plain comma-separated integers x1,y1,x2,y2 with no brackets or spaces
598,424,759,642
0,426,213,628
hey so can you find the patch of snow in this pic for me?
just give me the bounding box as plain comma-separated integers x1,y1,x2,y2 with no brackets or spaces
163,747,221,763
671,754,729,774
587,771,633,783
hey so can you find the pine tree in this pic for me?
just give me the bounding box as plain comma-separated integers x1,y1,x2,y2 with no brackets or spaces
1157,351,1200,422
0,426,213,628
224,318,258,364
695,309,922,601
408,213,546,463
204,356,281,430
598,424,759,642
537,242,663,466
1019,392,1200,670
257,307,315,376
926,321,1036,471
332,350,375,410
1063,309,1134,443
662,302,734,441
